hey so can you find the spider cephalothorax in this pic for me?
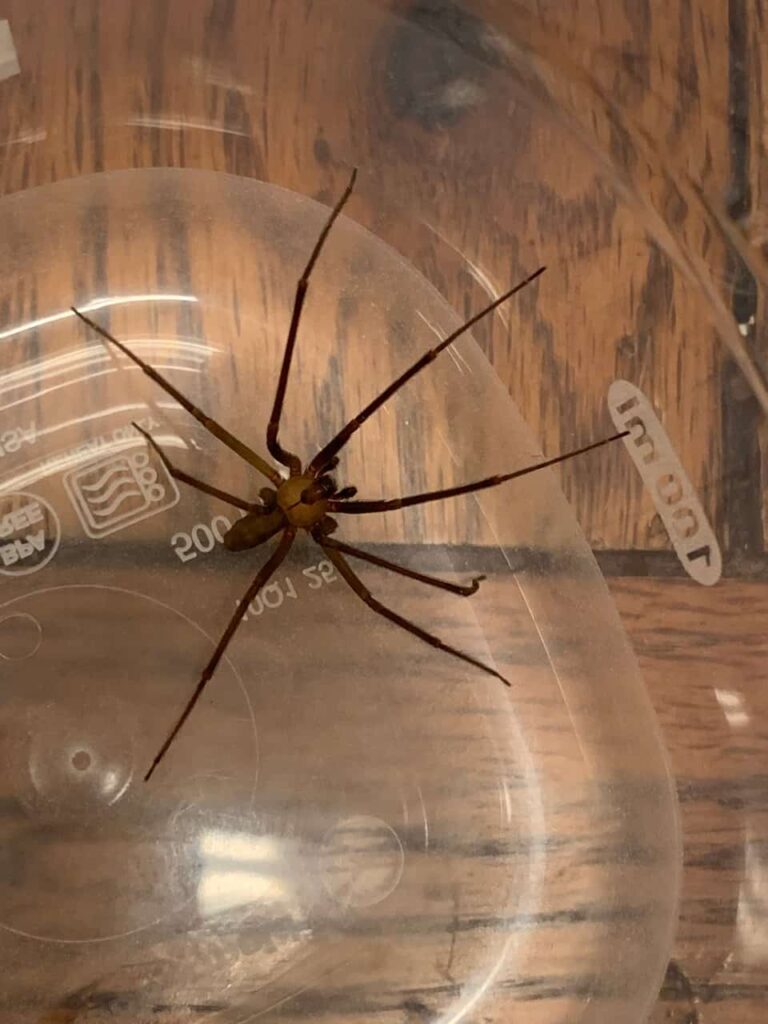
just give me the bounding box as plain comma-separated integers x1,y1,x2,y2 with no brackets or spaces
221,464,356,551
72,167,625,781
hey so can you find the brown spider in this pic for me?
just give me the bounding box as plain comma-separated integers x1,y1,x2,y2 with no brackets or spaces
71,168,626,781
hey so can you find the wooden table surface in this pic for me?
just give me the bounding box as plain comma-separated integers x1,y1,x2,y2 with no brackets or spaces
0,1,766,1022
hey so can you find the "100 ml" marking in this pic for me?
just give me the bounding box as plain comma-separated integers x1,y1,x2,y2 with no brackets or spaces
608,379,722,586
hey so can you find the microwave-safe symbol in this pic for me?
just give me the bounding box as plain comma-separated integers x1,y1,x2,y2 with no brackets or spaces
64,448,179,538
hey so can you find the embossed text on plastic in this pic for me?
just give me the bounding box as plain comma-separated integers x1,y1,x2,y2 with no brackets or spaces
608,379,722,586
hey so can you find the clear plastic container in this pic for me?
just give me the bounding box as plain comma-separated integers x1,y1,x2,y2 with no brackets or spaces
0,4,684,1021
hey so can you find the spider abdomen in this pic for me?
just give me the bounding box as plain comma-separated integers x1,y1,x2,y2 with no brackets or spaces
224,507,285,551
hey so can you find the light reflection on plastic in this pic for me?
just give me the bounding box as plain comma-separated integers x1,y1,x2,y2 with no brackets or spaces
2,427,190,493
100,769,123,800
0,20,20,82
197,829,286,918
714,688,751,730
33,403,147,440
421,215,506,324
0,345,110,394
200,829,279,864
1,366,120,417
0,295,214,416
0,343,214,405
0,293,199,343
0,128,46,147
736,833,768,964
125,114,251,138
415,309,472,378
0,408,190,493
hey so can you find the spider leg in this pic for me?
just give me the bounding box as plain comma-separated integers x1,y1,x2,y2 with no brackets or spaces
71,306,280,485
313,530,509,686
266,168,358,473
144,526,296,781
132,422,254,513
321,535,485,596
329,431,629,515
308,265,545,474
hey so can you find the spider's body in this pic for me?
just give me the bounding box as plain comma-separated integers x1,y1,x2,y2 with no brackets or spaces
71,167,625,782
223,471,343,551
223,504,284,551
276,473,333,526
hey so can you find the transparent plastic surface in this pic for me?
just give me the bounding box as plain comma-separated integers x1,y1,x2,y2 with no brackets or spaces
0,169,679,1022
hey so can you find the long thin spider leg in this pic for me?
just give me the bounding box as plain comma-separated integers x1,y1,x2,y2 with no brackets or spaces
321,535,485,596
144,527,296,781
132,422,254,513
71,307,280,485
329,431,629,515
309,265,546,474
266,168,358,472
314,532,510,686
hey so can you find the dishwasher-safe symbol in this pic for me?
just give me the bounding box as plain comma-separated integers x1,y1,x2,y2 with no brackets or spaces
64,449,179,538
